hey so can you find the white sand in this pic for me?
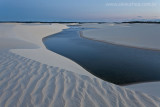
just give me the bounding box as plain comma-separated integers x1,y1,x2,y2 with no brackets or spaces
125,82,160,97
0,23,92,77
0,23,160,107
81,23,160,50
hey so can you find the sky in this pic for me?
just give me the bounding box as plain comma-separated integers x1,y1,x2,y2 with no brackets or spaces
0,0,159,22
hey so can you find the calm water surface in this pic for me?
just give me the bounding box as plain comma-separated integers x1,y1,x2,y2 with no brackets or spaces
43,26,160,85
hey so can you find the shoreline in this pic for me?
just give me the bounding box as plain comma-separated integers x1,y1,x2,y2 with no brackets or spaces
80,31,160,52
121,80,160,86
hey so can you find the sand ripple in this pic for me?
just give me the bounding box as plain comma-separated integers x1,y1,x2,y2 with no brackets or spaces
0,51,160,107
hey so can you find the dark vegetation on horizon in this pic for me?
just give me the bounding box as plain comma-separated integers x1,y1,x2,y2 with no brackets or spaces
122,21,160,24
0,21,108,24
0,21,78,23
0,21,159,24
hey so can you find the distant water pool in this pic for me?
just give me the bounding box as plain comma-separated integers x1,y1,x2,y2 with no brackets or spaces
43,26,160,85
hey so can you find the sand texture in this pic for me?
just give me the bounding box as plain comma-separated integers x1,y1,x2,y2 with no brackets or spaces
0,23,160,107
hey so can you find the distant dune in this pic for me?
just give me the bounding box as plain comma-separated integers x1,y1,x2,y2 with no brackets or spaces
81,23,160,51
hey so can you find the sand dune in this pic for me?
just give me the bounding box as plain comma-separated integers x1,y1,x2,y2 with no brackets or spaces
0,50,160,107
0,23,160,107
81,23,160,50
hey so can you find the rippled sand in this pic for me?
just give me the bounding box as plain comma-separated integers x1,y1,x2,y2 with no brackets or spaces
0,23,160,107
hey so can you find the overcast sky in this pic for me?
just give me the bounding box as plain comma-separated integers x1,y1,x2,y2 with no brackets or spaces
0,0,159,22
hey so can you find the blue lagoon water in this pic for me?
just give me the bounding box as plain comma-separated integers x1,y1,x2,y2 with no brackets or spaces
43,26,160,85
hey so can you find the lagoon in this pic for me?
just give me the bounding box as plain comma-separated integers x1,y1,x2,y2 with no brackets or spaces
43,25,160,85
